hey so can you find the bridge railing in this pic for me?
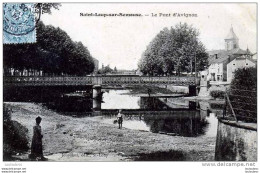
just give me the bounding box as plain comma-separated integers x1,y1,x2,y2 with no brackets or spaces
4,76,197,86
4,76,94,86
101,76,141,85
101,76,196,85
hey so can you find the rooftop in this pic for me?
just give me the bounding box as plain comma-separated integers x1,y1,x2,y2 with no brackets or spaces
207,48,249,64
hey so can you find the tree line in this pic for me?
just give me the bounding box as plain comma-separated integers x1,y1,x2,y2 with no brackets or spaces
4,21,95,76
138,23,208,76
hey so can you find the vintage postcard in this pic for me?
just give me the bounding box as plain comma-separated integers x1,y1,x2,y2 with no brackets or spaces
1,2,258,172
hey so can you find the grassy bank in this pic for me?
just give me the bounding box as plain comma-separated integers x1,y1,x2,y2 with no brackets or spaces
3,104,29,161
5,102,216,161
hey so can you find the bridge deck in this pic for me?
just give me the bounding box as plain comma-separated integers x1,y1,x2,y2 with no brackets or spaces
4,76,197,86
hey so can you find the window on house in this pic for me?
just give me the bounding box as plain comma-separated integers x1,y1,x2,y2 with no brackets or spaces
246,63,248,65
233,64,235,65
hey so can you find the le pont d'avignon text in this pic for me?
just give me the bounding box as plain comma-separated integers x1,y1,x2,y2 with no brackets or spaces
80,13,198,17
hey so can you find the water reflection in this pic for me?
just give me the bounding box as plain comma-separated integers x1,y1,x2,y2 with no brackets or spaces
99,89,218,137
101,110,214,137
144,111,208,137
102,90,140,109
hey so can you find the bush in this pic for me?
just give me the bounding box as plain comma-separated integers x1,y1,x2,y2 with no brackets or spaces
231,67,257,90
3,104,29,160
210,90,225,99
228,67,257,123
3,103,11,122
210,103,225,110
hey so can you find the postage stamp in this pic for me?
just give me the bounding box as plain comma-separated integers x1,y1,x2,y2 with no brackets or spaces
3,3,36,44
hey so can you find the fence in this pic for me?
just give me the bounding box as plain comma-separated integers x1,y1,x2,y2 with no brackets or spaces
223,88,257,123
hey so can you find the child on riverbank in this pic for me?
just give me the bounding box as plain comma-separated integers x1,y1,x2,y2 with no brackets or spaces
117,110,124,129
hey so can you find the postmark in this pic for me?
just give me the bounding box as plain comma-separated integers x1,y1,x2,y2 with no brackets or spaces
3,3,36,44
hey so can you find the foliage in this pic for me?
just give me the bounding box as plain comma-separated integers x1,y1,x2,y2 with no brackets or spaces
97,65,114,74
35,3,61,15
3,104,29,159
230,67,257,91
228,67,257,123
3,21,95,76
210,103,225,110
3,103,12,122
138,23,208,76
34,3,61,25
210,90,225,99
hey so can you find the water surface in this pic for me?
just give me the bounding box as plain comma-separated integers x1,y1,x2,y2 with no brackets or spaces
100,89,218,138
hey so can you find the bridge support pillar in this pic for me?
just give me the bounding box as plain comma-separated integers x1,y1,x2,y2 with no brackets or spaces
188,85,197,96
92,85,102,111
198,72,209,97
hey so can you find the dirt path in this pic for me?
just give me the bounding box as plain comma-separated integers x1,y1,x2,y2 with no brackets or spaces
6,102,216,161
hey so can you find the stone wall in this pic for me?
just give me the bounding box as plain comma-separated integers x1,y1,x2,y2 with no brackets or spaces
215,119,257,161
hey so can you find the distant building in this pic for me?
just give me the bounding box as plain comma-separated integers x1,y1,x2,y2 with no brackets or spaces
113,69,137,75
93,58,99,74
224,26,239,51
207,26,256,83
226,53,256,82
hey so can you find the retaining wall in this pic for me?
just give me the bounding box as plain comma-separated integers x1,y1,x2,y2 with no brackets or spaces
215,119,257,161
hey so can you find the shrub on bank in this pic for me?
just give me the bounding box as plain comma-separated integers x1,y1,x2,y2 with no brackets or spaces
228,67,257,123
210,103,225,110
3,104,29,160
210,90,225,99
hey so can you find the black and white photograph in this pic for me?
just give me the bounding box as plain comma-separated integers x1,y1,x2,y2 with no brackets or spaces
1,1,258,172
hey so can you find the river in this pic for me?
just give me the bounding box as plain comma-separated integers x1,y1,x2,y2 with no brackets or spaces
97,89,218,138
4,88,219,161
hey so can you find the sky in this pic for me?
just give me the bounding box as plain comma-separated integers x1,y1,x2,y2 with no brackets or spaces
41,3,257,70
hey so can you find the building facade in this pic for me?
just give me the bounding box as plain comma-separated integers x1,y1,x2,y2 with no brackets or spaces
207,26,256,83
227,56,256,82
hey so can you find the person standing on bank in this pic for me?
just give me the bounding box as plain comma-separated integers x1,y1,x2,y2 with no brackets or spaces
30,116,46,161
117,110,124,129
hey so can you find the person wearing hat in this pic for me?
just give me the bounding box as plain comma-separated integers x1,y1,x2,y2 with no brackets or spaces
30,116,46,160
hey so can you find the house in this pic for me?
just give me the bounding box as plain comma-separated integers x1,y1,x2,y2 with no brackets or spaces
207,26,256,83
227,53,256,82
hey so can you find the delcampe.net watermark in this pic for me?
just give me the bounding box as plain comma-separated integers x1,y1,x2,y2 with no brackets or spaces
202,162,256,167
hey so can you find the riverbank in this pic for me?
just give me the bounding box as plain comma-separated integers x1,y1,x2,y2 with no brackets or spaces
5,102,216,161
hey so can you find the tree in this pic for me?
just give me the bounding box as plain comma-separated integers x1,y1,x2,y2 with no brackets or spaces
34,3,61,23
138,23,208,76
3,21,95,76
138,28,170,75
4,3,96,76
98,65,113,74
